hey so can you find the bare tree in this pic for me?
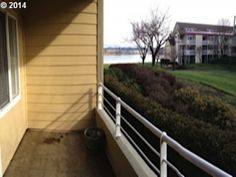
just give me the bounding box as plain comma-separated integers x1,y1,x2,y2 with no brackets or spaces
166,32,177,70
144,10,170,66
131,22,149,65
218,18,231,58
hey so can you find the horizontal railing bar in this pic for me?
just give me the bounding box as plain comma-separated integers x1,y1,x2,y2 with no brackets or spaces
121,115,160,158
163,159,185,177
102,84,119,100
100,83,232,177
119,96,163,137
103,105,116,122
162,134,231,177
120,126,160,175
103,96,116,112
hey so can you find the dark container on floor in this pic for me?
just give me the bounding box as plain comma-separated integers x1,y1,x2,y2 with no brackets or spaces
84,127,105,153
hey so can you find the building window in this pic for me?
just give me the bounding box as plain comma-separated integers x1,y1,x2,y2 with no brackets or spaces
8,16,19,98
0,11,20,115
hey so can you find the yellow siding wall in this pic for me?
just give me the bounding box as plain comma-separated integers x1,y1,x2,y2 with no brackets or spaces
24,0,98,131
0,10,27,173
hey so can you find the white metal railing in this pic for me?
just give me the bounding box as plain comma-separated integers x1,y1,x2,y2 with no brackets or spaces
98,82,232,177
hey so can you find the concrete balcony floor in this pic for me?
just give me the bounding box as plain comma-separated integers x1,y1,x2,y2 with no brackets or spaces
4,130,115,177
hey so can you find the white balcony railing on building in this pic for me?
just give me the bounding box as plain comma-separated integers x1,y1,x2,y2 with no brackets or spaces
98,83,232,177
229,40,236,46
202,40,217,45
178,40,185,45
202,50,214,55
185,40,195,45
184,50,195,55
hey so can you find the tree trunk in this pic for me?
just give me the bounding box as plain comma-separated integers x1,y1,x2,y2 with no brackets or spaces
172,62,175,70
151,55,155,66
142,57,145,65
182,56,185,66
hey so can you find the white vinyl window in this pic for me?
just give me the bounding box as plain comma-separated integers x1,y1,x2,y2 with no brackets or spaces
0,11,20,117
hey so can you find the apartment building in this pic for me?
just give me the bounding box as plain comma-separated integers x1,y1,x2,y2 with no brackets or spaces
173,17,236,64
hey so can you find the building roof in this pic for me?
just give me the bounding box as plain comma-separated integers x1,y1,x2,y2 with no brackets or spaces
173,22,234,35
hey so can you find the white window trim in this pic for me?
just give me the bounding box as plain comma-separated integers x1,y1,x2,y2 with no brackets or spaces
0,11,21,119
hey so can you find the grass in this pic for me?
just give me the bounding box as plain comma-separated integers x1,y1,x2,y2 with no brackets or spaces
171,64,236,97
141,63,236,107
104,62,236,104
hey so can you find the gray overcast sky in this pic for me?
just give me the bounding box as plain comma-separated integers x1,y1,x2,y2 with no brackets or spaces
104,0,236,47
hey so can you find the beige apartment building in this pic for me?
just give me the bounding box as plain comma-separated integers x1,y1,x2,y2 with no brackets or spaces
173,17,236,64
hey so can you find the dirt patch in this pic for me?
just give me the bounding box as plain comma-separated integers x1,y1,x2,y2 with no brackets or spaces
43,134,64,144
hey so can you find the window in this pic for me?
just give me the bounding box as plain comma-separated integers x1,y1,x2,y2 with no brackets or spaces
0,11,20,115
185,28,195,32
203,35,208,41
207,28,215,32
0,12,9,109
8,16,19,98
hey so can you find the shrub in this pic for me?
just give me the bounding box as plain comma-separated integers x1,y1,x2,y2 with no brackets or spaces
110,64,183,106
174,87,236,130
106,66,142,93
109,64,236,131
104,74,236,176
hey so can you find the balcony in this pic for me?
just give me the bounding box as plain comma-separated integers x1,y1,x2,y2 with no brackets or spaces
178,40,185,45
202,40,217,45
3,130,115,177
184,49,195,55
185,40,195,45
3,83,233,177
229,40,236,46
178,40,195,45
202,50,214,55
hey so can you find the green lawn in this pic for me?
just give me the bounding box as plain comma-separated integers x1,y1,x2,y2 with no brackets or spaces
105,63,236,96
171,64,236,96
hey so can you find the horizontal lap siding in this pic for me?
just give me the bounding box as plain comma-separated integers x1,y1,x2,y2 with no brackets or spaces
27,56,97,66
0,10,28,173
27,66,97,75
26,24,97,36
27,85,97,95
26,35,97,46
28,94,96,104
26,46,97,56
25,0,98,130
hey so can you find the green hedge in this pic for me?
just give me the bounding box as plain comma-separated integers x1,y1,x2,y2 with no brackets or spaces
173,87,236,130
109,64,236,131
104,74,236,176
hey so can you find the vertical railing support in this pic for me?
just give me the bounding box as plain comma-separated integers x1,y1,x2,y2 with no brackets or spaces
98,83,103,110
160,132,167,177
115,97,121,138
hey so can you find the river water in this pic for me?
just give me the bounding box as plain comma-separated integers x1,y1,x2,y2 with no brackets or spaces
104,54,152,64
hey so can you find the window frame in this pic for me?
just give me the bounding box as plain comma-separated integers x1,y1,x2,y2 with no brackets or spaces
0,10,21,119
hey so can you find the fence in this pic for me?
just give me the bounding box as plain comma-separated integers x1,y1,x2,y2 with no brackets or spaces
98,82,232,177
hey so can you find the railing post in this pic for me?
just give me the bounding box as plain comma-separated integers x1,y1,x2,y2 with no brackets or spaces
115,97,121,138
98,83,103,110
160,132,167,177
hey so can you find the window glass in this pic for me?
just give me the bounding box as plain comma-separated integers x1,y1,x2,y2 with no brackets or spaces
8,17,19,98
0,12,10,109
